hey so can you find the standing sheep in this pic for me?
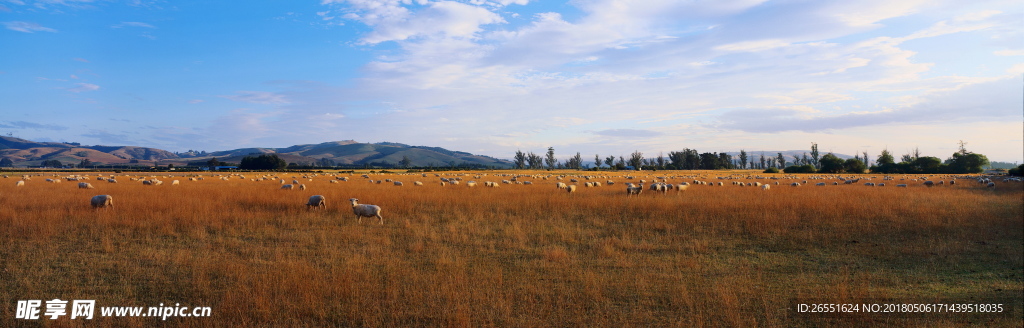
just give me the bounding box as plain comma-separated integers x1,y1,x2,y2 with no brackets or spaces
16,180,24,187
307,195,326,210
91,195,113,208
281,184,294,190
78,182,95,189
299,184,307,190
626,183,643,196
761,184,770,191
566,184,577,193
349,198,383,224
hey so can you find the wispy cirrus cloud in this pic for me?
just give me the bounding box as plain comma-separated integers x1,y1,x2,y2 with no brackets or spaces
220,91,290,105
111,21,156,29
0,121,69,131
68,83,100,92
3,21,57,33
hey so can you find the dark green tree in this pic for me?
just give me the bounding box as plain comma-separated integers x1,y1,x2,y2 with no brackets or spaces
514,150,527,169
628,151,644,170
239,154,287,170
739,150,748,169
545,147,557,170
843,158,867,173
77,158,92,168
946,152,988,173
810,142,820,169
818,153,845,173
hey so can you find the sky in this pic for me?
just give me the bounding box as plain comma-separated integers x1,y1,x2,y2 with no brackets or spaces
1,0,1022,163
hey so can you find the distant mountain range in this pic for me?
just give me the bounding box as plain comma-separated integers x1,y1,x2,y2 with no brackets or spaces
0,136,513,168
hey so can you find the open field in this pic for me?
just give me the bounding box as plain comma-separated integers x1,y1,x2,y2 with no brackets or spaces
1,170,1021,327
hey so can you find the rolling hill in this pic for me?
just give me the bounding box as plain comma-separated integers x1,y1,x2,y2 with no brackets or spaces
0,136,513,168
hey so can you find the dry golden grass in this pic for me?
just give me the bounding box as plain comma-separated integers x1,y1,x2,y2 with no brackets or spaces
0,171,1021,327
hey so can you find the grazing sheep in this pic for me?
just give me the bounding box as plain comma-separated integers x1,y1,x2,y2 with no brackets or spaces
815,182,825,186
566,184,577,193
281,184,294,190
349,198,383,224
78,182,95,189
761,184,770,191
466,181,477,187
413,181,423,186
556,182,567,189
626,183,643,196
299,184,307,190
142,180,153,185
676,183,689,191
171,180,180,185
896,184,908,188
923,181,934,187
107,178,117,183
949,179,956,185
91,195,113,208
790,182,800,187
306,195,326,210
987,182,996,188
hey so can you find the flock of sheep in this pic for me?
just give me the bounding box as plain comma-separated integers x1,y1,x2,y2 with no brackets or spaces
5,171,1017,226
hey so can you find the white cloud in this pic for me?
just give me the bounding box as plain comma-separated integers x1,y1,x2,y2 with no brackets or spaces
221,91,290,105
68,83,100,92
359,1,504,44
3,21,57,33
112,21,156,28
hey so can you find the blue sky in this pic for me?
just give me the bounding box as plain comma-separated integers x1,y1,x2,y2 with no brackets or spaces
1,0,1022,163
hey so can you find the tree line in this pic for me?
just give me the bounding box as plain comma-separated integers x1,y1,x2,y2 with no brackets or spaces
514,141,994,174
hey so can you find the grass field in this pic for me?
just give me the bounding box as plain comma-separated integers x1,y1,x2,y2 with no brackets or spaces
1,171,1021,327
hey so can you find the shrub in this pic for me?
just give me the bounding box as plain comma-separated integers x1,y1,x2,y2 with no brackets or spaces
783,165,816,174
763,167,780,173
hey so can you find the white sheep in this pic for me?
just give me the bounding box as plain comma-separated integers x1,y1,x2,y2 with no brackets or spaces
790,182,800,187
556,182,567,189
107,178,117,183
413,181,423,186
761,184,770,191
281,184,294,190
299,184,307,190
78,182,95,189
307,195,326,210
566,184,577,193
91,195,113,208
626,183,643,196
349,198,383,224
